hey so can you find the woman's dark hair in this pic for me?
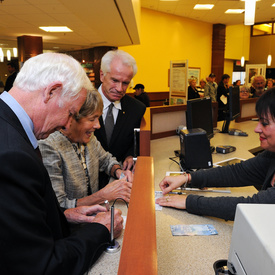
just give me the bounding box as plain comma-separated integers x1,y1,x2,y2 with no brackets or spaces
256,87,275,119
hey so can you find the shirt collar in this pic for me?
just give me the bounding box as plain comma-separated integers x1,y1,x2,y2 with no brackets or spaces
98,85,122,110
0,91,38,149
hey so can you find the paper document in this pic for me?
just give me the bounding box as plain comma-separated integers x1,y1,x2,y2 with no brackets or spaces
155,191,163,211
170,224,218,236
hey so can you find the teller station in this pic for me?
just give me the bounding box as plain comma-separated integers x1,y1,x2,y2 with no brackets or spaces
89,97,261,275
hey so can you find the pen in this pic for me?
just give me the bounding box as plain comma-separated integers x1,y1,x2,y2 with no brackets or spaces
104,200,110,211
169,191,186,195
180,187,231,193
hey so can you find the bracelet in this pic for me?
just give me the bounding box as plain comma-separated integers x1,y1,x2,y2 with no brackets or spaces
113,167,122,179
182,173,190,189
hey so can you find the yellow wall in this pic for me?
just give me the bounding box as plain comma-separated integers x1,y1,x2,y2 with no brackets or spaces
225,25,250,61
224,59,234,84
120,8,213,92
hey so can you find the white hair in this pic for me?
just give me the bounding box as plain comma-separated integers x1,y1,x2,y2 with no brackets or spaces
14,53,93,106
100,49,137,77
251,75,266,85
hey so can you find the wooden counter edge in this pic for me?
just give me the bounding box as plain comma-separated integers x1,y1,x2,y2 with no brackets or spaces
118,156,157,275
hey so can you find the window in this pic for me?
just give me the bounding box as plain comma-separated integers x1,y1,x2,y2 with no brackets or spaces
252,22,273,36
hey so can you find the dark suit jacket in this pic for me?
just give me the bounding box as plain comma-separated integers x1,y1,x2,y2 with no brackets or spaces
95,94,146,163
0,99,110,275
4,71,17,92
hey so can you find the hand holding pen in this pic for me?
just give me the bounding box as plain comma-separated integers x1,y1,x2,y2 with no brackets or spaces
105,200,110,211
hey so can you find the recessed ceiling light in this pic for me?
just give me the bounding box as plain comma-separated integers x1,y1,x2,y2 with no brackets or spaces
272,3,275,6
194,4,214,10
225,9,245,14
39,26,73,32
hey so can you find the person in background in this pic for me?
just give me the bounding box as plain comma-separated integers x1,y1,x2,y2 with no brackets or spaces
187,78,200,100
250,75,266,97
234,80,241,87
197,78,206,93
156,87,275,221
266,78,274,89
217,74,230,121
239,85,250,99
4,61,18,92
94,50,146,188
39,88,133,209
204,73,218,102
0,53,123,274
133,83,150,107
0,76,4,93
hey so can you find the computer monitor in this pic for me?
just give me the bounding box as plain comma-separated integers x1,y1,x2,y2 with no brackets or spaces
221,86,240,133
179,128,213,171
227,204,275,275
186,97,214,140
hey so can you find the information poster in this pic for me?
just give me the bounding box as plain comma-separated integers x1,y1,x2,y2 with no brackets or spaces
169,60,188,104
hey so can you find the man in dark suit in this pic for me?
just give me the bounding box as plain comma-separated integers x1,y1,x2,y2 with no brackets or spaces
94,50,146,187
0,53,123,274
4,61,18,92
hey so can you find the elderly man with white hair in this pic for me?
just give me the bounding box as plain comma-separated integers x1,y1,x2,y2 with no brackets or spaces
250,75,266,97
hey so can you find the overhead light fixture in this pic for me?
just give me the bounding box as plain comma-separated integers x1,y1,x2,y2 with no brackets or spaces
241,25,245,67
39,26,73,32
7,50,11,61
13,48,17,58
194,4,214,10
0,48,4,62
225,9,245,14
244,0,256,25
267,55,272,66
241,56,245,67
272,3,275,7
267,19,273,67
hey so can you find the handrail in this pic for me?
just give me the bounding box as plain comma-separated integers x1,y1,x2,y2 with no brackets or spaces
117,157,157,275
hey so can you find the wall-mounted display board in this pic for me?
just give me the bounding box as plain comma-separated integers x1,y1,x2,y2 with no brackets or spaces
169,60,188,104
245,64,266,85
188,67,201,86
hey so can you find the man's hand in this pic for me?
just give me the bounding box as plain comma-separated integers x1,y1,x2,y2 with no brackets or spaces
64,205,107,224
93,209,123,239
64,206,124,239
122,156,134,170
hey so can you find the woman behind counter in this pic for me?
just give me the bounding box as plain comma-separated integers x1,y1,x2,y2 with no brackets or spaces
156,87,275,221
188,78,201,100
39,89,132,209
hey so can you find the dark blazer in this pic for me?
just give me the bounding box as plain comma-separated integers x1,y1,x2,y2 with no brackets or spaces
4,71,17,92
0,99,109,274
188,85,200,100
95,94,146,163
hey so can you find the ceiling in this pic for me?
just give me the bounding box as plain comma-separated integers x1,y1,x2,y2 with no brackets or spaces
141,0,275,26
0,0,274,54
0,0,140,52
